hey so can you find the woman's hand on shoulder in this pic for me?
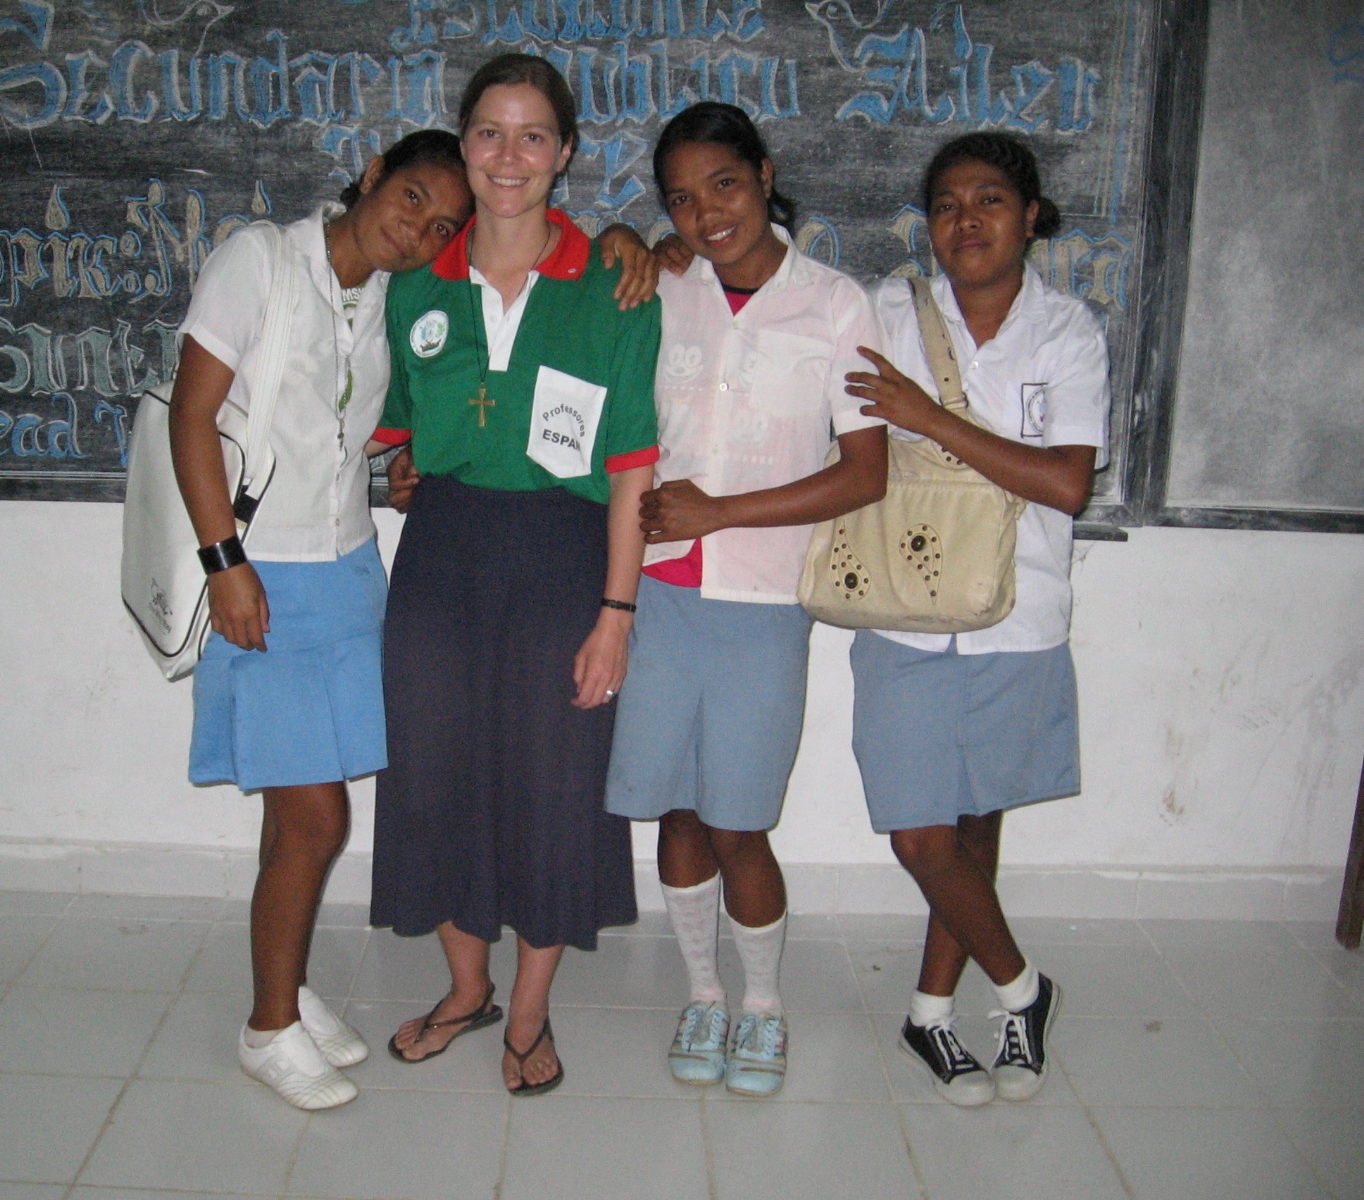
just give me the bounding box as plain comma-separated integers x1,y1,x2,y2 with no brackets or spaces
598,223,660,310
572,609,630,709
844,346,942,438
207,562,270,651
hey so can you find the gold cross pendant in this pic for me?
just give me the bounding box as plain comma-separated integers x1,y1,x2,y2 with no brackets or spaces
469,383,495,428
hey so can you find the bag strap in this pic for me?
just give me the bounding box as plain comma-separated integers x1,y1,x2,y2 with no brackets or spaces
907,274,969,418
904,275,1027,517
239,222,297,501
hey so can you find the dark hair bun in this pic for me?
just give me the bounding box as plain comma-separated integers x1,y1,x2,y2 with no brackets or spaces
1033,197,1062,240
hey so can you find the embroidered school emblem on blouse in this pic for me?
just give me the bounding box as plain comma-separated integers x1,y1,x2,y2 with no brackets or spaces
410,310,449,358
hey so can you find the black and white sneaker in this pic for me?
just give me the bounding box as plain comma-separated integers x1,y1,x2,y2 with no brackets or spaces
991,973,1060,1101
898,1015,995,1107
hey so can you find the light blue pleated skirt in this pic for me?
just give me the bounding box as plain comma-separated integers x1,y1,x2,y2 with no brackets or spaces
188,539,387,792
850,630,1080,833
605,575,813,832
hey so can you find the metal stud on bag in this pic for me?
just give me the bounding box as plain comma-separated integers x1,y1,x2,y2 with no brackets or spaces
829,526,871,599
901,524,942,599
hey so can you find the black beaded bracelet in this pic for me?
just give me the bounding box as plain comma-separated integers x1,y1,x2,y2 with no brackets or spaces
198,535,247,575
601,597,637,613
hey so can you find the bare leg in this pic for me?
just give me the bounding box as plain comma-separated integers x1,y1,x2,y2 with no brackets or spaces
916,811,1006,996
891,816,1024,991
389,921,494,1060
248,782,349,1031
657,809,721,889
708,827,786,928
656,810,786,927
501,938,565,1090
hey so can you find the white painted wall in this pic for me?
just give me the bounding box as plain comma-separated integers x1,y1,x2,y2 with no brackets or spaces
2,501,1362,920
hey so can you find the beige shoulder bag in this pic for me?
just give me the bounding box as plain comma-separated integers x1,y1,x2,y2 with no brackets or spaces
797,275,1026,633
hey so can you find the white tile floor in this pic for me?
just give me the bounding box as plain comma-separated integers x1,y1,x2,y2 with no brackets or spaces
1,891,1361,1200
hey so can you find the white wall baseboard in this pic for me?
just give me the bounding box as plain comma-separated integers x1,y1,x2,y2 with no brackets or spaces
0,840,1341,923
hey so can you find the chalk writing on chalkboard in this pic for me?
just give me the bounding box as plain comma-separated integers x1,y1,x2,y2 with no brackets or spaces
1,0,1159,505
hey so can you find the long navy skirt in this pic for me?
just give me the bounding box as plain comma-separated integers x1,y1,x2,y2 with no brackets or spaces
370,476,637,950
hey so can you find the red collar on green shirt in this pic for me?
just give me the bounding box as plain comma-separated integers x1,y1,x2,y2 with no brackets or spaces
430,208,590,282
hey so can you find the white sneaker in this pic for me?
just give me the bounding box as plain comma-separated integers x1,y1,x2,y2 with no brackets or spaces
298,985,369,1068
237,1022,358,1110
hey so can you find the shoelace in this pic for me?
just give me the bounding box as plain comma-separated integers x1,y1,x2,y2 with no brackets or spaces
704,1008,728,1044
734,1013,782,1056
990,1007,1034,1067
926,1019,978,1073
680,1004,726,1048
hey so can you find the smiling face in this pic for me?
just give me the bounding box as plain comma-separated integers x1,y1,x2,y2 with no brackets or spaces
660,139,787,290
351,159,471,276
460,82,573,222
926,158,1038,295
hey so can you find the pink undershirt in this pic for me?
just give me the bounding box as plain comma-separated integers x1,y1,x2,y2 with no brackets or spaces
642,284,756,588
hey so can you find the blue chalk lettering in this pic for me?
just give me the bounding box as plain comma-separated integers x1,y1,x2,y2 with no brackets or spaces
94,399,130,467
0,59,64,127
0,0,52,50
820,2,1099,131
110,40,157,122
62,51,114,123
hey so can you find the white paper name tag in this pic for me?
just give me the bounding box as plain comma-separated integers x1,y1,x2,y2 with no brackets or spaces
527,366,606,479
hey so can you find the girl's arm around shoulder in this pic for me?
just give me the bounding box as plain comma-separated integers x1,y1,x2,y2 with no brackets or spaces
640,424,887,544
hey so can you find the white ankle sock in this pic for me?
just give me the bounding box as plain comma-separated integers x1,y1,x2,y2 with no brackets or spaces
662,874,725,1004
241,1023,285,1050
908,989,955,1028
994,961,1039,1012
729,911,786,1015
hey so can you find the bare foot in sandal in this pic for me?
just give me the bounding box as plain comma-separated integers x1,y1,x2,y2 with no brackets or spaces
388,983,503,1064
502,1015,563,1095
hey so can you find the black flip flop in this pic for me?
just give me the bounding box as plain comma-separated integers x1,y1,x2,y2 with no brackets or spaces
387,983,503,1063
503,1018,564,1097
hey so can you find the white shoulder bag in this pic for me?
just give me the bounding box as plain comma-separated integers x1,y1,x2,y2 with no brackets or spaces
121,222,297,680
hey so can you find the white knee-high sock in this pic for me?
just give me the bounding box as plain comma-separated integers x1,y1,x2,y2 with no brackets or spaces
729,911,786,1015
662,874,725,1005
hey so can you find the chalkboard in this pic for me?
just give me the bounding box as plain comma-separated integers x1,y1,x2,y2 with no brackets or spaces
0,0,1190,515
1147,0,1364,532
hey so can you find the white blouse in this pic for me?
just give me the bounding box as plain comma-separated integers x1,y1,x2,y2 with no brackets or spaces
647,228,884,604
179,204,390,561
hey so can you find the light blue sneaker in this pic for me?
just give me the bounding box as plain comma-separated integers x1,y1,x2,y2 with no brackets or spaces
668,1001,729,1085
724,1011,787,1097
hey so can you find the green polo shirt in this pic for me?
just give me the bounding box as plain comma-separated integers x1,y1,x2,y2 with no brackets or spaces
378,210,660,505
